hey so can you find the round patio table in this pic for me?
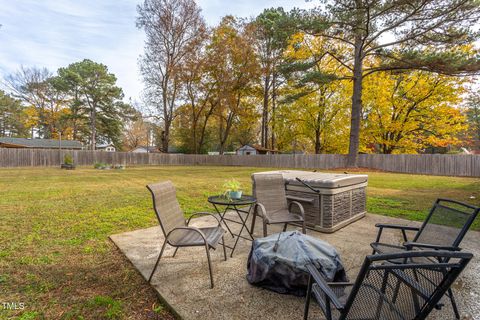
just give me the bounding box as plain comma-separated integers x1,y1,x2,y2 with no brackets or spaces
208,195,256,257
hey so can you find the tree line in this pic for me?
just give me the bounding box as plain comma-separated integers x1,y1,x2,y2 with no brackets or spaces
136,0,480,164
1,0,480,161
1,60,137,149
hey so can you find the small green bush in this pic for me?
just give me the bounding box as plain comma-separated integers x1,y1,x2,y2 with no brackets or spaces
94,162,111,169
64,154,74,165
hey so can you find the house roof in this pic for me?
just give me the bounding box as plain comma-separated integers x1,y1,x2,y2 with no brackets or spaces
237,145,256,151
131,146,159,152
0,137,83,149
141,146,158,151
96,143,115,148
237,144,279,153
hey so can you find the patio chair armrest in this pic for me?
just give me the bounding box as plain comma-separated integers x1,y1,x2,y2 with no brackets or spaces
374,223,420,243
255,203,270,222
187,212,222,227
403,241,461,251
375,223,420,231
166,226,208,245
306,264,344,310
288,201,305,218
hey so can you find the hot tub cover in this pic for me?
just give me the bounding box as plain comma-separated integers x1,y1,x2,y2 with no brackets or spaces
253,170,368,188
247,231,348,296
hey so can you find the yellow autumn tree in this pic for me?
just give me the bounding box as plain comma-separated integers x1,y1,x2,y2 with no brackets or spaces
362,71,468,154
278,32,351,153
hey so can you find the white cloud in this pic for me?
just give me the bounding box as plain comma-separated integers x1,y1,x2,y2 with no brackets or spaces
0,0,316,100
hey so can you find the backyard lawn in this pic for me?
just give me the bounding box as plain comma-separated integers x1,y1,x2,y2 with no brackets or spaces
1,166,479,319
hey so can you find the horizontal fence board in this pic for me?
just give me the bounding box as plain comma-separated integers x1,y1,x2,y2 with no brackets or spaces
0,148,479,177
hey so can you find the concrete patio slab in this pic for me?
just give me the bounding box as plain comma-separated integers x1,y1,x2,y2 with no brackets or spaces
110,213,480,320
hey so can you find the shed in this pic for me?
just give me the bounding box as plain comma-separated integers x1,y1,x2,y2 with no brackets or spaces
236,144,279,155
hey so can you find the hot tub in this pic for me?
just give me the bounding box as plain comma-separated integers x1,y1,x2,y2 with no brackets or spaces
252,170,368,233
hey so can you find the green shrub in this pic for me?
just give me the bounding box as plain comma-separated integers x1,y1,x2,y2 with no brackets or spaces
94,162,110,169
64,154,74,165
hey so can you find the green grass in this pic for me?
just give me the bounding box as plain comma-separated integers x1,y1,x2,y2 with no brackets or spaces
0,166,479,319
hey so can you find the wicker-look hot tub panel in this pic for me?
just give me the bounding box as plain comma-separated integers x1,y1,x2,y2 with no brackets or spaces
285,189,320,227
286,187,367,233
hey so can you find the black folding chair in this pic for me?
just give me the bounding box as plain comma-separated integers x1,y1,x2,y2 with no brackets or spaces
370,198,479,318
304,250,473,320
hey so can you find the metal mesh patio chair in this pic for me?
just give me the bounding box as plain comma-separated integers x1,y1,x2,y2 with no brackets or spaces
251,173,306,237
304,250,473,320
146,181,226,288
370,198,479,318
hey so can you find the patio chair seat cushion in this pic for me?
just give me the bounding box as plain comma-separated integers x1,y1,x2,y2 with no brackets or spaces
265,209,303,224
168,226,225,249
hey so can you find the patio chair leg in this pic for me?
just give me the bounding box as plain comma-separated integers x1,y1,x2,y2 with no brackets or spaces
302,221,306,234
205,244,214,289
448,288,460,319
222,236,227,261
172,247,179,257
250,210,257,235
263,222,268,237
148,240,167,283
283,223,288,232
304,274,313,320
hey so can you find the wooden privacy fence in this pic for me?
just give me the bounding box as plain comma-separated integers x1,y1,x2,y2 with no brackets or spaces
0,148,479,177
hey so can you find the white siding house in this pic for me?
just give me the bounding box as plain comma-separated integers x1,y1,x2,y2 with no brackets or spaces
96,144,116,152
236,145,258,155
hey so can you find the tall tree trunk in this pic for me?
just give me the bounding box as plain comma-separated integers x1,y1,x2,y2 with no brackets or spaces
72,120,78,141
347,37,364,167
198,102,216,153
315,128,321,154
192,121,198,154
271,73,276,150
191,108,198,154
261,74,270,148
162,123,170,153
218,114,225,155
90,106,96,150
474,106,480,144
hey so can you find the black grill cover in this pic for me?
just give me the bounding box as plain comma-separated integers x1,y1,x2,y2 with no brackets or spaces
247,231,348,296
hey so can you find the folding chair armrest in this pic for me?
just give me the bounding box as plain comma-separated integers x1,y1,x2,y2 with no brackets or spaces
375,223,420,231
288,201,305,218
306,264,345,310
167,226,208,245
374,223,420,243
187,212,222,227
403,241,461,251
255,203,270,222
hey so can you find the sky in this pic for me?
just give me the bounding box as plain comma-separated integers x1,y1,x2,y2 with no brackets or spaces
0,0,317,101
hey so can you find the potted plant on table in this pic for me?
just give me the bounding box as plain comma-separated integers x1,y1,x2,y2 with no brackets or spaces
223,179,243,200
